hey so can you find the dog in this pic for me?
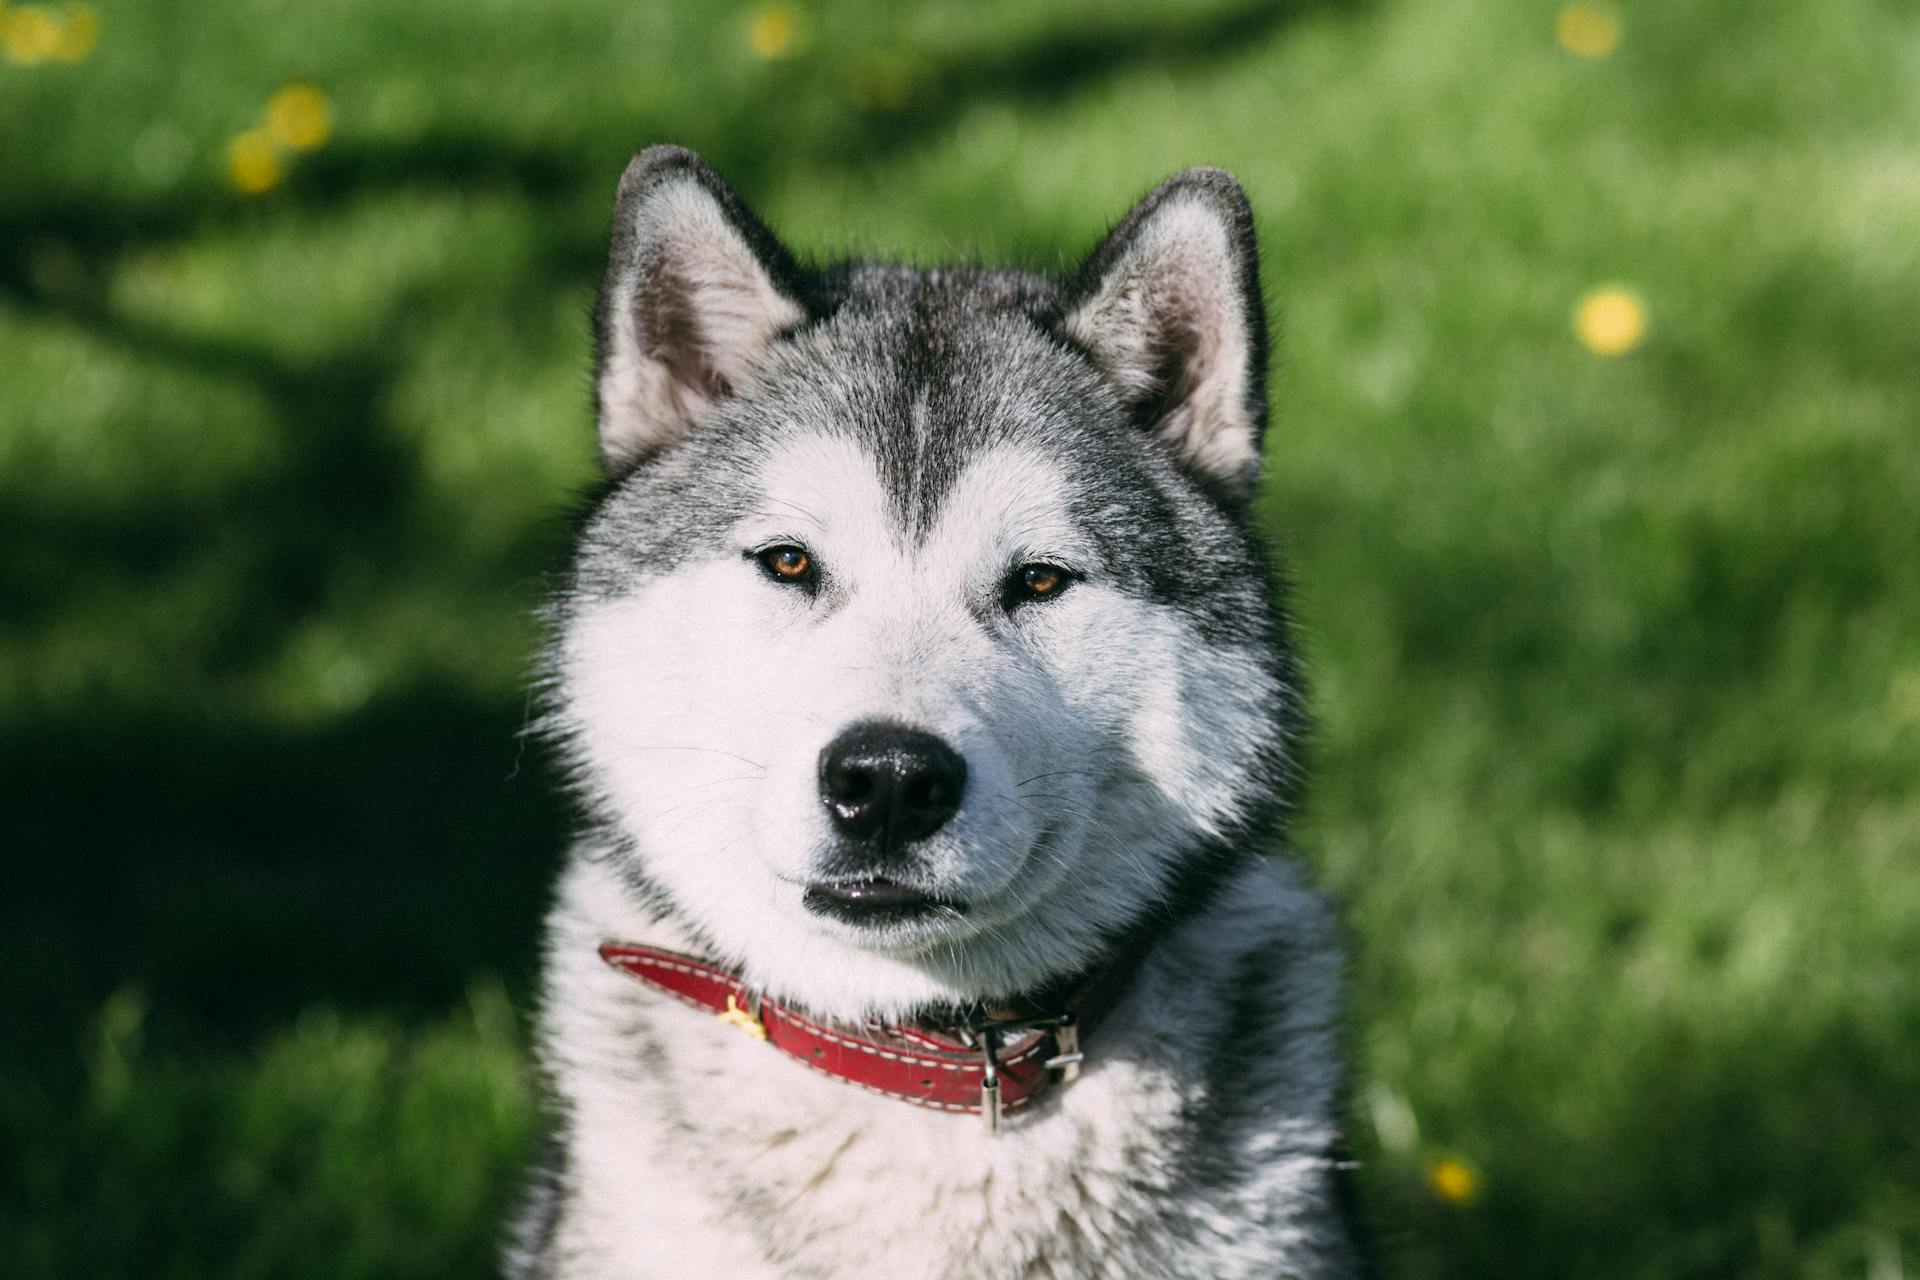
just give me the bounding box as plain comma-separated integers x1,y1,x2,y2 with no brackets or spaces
511,145,1365,1279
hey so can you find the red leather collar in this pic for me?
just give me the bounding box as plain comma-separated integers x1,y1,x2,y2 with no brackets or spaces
599,940,1135,1130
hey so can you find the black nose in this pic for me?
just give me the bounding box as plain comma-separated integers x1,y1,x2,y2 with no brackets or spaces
819,723,967,850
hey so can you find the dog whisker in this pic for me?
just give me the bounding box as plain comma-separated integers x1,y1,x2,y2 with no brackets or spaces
1014,768,1103,789
623,745,768,770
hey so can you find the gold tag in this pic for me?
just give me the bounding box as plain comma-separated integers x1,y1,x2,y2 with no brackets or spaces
718,993,768,1041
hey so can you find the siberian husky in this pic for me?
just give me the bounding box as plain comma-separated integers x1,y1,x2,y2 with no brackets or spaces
512,145,1365,1278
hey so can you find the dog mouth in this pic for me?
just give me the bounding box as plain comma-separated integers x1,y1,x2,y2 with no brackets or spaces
802,879,968,927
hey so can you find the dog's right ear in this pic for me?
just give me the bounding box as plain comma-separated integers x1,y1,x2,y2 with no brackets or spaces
594,146,808,470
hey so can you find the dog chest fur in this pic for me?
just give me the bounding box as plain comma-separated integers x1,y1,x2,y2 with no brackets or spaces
526,855,1354,1279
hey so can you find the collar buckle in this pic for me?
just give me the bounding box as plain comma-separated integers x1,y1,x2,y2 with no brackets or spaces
1044,1014,1083,1083
962,1007,1080,1136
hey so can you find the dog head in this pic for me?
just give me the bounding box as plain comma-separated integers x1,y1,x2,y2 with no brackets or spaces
548,146,1296,1020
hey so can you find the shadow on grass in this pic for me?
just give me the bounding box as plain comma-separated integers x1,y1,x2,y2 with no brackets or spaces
3,683,566,1044
1,0,1356,1036
0,1,1561,1273
0,0,1346,295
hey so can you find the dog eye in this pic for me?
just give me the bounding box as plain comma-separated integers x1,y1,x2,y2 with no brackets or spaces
755,545,815,587
1004,562,1073,609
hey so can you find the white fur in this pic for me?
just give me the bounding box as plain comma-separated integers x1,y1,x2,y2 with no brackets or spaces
528,853,1347,1279
558,435,1283,1021
526,427,1359,1274
527,435,1356,1275
520,159,1357,1279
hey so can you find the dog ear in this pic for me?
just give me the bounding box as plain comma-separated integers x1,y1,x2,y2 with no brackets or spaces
1063,169,1269,496
594,146,808,469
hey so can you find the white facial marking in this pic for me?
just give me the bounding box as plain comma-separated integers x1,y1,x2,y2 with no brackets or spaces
562,433,1279,1017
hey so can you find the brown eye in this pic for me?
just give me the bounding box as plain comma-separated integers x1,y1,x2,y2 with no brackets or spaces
1023,566,1062,595
1005,562,1073,610
756,545,814,586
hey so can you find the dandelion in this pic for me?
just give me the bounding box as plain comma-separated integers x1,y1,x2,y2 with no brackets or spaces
1,5,61,64
266,81,331,151
746,3,801,61
50,2,96,61
1556,4,1621,59
1575,287,1646,356
1428,1157,1480,1206
228,129,282,196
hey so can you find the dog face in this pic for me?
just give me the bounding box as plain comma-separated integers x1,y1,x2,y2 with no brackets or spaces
548,148,1294,1018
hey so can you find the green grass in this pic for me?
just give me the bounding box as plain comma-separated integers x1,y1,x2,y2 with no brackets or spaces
4,0,1918,1274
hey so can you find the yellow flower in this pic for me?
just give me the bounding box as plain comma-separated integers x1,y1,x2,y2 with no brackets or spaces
228,129,282,196
1428,1157,1480,1206
1556,4,1620,59
1575,287,1646,356
746,3,801,60
2,5,61,64
50,2,97,61
266,81,332,151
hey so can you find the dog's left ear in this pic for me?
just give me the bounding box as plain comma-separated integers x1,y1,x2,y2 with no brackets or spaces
594,146,809,470
1063,169,1269,496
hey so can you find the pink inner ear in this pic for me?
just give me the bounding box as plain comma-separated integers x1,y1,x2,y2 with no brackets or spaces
597,186,805,468
635,252,731,405
1065,201,1260,490
1141,258,1226,406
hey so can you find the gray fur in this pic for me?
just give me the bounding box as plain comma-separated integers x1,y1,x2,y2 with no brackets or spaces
514,146,1364,1278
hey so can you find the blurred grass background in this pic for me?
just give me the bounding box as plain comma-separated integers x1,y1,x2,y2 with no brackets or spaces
3,0,1918,1275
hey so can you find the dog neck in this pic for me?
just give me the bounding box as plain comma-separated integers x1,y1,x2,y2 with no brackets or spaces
596,933,1154,1133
